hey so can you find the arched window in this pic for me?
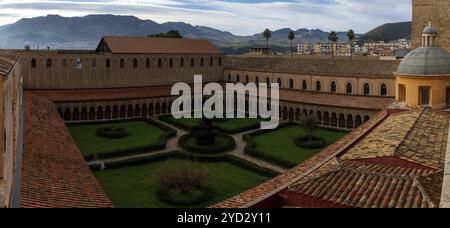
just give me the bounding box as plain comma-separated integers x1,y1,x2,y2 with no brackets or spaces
46,59,52,68
210,57,213,66
200,58,204,66
158,58,162,68
236,74,240,82
180,58,184,67
277,78,282,87
146,58,150,68
120,58,125,68
363,83,370,95
290,79,295,89
346,83,353,94
380,84,387,96
31,58,37,68
302,80,307,90
316,81,322,91
218,57,222,66
106,58,111,68
330,81,337,93
191,58,195,67
133,58,138,68
228,74,231,81
246,75,249,84
169,58,173,67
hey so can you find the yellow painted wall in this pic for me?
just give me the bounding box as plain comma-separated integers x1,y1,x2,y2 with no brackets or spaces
396,75,450,109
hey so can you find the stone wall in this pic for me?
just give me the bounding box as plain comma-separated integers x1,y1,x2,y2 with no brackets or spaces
19,51,224,89
413,0,450,52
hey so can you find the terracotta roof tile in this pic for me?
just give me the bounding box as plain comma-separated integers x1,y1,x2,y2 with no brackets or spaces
98,36,222,54
0,51,18,76
20,92,113,208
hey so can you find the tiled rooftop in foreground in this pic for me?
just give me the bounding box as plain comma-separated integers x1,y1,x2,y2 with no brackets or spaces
20,92,113,208
213,108,450,208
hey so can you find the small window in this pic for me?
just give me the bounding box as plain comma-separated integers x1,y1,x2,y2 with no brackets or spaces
31,58,37,68
106,58,111,68
191,58,195,67
146,58,150,68
246,75,249,84
169,58,173,67
158,58,162,68
200,58,204,67
277,78,282,87
255,77,259,85
380,84,387,96
46,59,52,68
210,57,213,66
133,58,138,68
346,83,353,94
330,81,337,93
363,83,370,95
120,58,125,68
180,58,184,67
302,80,307,90
236,74,240,82
218,57,222,66
316,81,322,91
228,74,231,81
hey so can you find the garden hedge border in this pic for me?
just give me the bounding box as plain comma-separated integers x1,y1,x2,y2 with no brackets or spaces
91,150,279,178
178,133,236,155
82,118,177,161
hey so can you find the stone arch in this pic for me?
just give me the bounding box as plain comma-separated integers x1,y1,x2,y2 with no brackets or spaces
155,103,161,115
31,58,37,68
120,58,125,68
289,107,295,122
355,115,362,128
146,58,151,68
290,79,295,89
282,107,288,120
339,114,346,128
88,107,96,121
135,104,141,117
162,102,168,114
302,109,308,117
80,107,88,121
324,112,330,126
112,106,119,119
127,105,134,118
331,113,337,127
97,107,104,120
315,80,322,91
347,114,354,129
363,83,371,95
302,80,307,90
133,58,138,68
149,103,155,116
73,108,80,121
64,108,71,121
346,82,353,94
105,106,112,119
46,59,52,68
295,108,301,121
120,105,126,118
380,83,388,96
142,104,148,117
317,111,323,124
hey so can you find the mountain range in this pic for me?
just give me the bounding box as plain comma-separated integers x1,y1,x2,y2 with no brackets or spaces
0,14,411,54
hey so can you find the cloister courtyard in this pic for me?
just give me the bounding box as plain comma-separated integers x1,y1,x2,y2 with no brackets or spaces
67,116,347,208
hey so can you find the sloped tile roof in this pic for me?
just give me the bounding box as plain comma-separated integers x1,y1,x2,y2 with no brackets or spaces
20,92,113,208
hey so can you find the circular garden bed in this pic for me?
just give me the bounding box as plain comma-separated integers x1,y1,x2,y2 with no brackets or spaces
295,135,326,149
96,126,129,139
179,132,236,155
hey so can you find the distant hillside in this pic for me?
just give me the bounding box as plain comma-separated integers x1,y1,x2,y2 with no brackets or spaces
0,14,354,54
359,22,412,42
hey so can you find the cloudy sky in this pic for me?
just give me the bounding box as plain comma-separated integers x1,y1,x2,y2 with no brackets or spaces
0,0,412,35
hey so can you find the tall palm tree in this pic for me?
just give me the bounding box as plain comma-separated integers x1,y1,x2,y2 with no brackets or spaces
288,31,296,59
347,29,356,59
263,29,272,56
328,31,338,59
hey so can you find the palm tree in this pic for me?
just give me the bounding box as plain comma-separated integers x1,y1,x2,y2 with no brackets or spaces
263,29,272,56
328,31,338,59
347,29,356,59
288,31,296,59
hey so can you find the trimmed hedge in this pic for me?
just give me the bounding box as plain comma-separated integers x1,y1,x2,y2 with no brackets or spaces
92,150,279,178
84,118,177,161
159,115,195,131
215,121,261,134
179,133,236,155
96,127,129,139
295,136,326,149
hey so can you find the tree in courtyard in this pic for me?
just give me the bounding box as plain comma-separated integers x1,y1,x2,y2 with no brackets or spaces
328,31,338,60
263,29,272,56
301,116,318,142
347,29,356,59
288,31,296,59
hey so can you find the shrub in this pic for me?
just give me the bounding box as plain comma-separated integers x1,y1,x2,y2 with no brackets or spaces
156,160,215,206
96,126,129,139
295,135,326,149
179,133,236,155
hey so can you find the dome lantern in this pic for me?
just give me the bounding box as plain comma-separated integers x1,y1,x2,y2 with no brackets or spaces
422,22,437,47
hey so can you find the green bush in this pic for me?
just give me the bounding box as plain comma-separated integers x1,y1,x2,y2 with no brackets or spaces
155,160,215,206
179,133,236,155
96,127,129,139
295,136,326,149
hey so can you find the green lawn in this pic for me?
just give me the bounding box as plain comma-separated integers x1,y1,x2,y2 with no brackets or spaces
252,126,346,164
94,159,268,208
68,121,167,158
